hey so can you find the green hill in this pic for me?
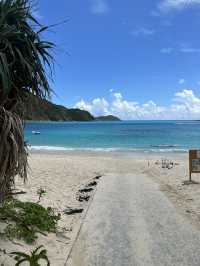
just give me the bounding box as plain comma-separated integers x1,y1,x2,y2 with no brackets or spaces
15,95,121,122
95,115,120,121
16,95,94,121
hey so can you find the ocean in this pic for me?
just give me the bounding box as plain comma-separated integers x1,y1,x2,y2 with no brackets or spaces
25,120,200,153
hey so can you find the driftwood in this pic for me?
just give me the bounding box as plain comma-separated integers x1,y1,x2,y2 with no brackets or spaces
6,191,26,196
4,191,26,201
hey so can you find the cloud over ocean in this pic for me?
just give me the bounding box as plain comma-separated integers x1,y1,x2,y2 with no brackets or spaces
74,89,200,120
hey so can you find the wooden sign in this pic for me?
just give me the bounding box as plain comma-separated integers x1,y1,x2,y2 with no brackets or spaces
189,150,200,181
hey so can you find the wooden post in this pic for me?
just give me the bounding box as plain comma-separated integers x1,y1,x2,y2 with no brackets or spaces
189,150,192,182
189,150,200,182
189,169,192,182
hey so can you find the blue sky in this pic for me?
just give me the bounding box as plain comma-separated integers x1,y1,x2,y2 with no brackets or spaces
36,0,200,119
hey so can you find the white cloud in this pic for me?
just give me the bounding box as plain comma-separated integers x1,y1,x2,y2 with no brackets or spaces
158,0,200,12
179,43,200,53
74,89,200,120
131,27,155,37
160,46,200,54
179,78,185,84
74,99,93,113
90,0,109,14
75,98,109,116
172,89,200,118
179,47,200,53
160,47,174,54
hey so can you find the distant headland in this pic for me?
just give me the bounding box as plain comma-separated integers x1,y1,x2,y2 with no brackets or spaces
17,95,120,122
95,115,121,121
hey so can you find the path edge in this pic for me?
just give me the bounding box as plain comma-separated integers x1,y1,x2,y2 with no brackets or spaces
64,179,101,266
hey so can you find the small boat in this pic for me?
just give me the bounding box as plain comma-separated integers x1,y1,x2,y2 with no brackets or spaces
32,131,41,135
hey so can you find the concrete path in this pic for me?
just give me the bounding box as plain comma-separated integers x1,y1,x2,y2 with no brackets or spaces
67,174,200,266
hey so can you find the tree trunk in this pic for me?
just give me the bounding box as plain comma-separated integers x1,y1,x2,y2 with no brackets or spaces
0,107,27,203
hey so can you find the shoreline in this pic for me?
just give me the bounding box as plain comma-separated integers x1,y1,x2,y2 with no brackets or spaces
29,148,188,159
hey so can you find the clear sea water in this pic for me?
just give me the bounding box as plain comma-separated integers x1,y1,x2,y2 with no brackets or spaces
25,121,200,153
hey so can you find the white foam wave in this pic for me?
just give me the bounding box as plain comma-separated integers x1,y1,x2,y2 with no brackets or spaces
150,144,180,148
146,149,188,153
175,122,200,125
29,146,70,151
29,145,188,153
29,146,123,152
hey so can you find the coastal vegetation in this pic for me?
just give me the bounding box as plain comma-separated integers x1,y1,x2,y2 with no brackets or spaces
12,245,50,265
0,0,54,202
0,1,57,263
0,200,60,244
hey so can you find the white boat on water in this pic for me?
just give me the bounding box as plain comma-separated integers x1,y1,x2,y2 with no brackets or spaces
32,131,41,135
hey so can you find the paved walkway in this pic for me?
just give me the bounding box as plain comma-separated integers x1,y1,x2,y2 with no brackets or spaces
67,174,200,266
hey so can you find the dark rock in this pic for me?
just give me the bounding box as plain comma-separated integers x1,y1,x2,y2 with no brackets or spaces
63,207,84,215
77,194,90,202
79,188,94,193
87,181,97,187
95,175,102,180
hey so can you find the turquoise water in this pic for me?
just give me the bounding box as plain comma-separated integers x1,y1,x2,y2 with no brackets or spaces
25,121,200,153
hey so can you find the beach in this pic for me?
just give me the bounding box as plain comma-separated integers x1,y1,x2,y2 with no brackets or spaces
1,0,200,264
1,150,200,265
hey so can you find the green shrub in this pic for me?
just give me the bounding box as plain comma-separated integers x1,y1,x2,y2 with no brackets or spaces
12,245,50,265
0,200,60,244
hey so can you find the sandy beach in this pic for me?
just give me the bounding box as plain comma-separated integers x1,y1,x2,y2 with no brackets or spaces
1,150,200,265
1,0,200,264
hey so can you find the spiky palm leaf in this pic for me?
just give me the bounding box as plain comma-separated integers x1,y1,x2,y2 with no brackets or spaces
0,0,54,109
0,0,54,202
12,245,50,266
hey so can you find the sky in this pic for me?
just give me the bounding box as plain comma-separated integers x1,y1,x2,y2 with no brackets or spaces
36,0,200,119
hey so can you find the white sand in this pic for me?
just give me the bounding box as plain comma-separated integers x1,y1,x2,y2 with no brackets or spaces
0,151,200,265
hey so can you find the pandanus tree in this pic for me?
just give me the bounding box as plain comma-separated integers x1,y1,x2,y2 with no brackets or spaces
0,0,54,202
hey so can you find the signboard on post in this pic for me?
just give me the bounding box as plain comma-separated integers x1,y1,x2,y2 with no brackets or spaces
189,150,200,181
